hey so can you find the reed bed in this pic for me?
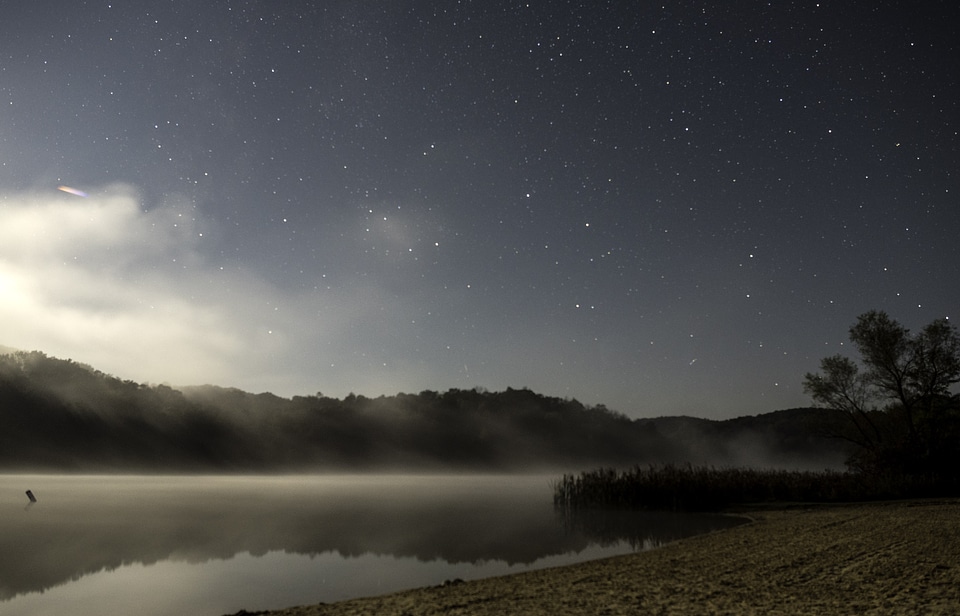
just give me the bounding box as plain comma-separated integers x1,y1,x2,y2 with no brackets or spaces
552,464,942,511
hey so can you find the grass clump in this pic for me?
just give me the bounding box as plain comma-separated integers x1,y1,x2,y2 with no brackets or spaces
552,464,946,512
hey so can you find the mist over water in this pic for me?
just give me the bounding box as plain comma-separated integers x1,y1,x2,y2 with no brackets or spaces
1,475,744,615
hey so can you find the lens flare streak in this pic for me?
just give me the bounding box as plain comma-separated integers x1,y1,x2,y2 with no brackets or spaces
57,185,88,198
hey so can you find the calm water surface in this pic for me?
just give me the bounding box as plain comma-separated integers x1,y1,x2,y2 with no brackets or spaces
0,475,745,615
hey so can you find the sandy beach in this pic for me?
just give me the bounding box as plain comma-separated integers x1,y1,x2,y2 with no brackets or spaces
242,499,960,616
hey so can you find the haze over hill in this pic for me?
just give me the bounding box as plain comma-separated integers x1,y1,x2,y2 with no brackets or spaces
0,349,852,472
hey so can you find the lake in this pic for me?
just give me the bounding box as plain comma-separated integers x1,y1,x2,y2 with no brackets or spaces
0,474,745,615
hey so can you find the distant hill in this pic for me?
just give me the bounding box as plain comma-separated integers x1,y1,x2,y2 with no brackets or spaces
636,408,854,470
0,350,854,472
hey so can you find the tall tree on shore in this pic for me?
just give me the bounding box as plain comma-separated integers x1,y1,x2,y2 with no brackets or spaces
804,311,960,480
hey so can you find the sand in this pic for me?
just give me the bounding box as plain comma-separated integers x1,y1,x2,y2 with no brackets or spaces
244,499,960,615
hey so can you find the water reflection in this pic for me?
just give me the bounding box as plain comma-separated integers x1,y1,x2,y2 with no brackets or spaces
0,475,745,614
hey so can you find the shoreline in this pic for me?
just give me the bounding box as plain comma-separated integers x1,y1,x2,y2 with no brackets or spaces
242,499,960,616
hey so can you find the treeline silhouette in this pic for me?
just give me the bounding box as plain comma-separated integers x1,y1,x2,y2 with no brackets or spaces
0,350,851,471
552,464,952,512
556,312,960,510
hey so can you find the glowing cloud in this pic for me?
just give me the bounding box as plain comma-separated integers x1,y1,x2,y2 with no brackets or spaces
0,185,294,390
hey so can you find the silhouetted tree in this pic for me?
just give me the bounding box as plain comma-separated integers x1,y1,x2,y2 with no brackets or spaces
804,310,960,484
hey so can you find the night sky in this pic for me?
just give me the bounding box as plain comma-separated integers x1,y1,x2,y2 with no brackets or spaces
1,2,957,419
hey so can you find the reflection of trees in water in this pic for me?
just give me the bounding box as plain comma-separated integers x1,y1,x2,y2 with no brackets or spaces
0,476,746,601
0,477,607,599
556,507,747,551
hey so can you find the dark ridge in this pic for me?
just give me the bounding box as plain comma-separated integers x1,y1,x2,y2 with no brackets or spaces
0,349,852,472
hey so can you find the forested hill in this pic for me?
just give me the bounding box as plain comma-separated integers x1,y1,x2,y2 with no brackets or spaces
0,350,853,471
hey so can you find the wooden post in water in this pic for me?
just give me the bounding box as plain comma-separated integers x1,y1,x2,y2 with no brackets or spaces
25,489,36,503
